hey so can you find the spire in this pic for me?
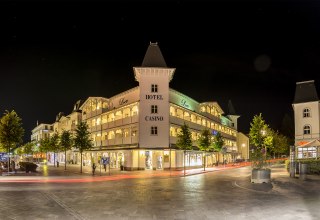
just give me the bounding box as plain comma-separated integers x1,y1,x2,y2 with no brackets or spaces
141,42,167,67
227,100,237,115
293,80,319,103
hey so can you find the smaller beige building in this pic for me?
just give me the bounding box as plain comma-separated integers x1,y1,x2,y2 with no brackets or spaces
237,132,250,161
293,80,320,158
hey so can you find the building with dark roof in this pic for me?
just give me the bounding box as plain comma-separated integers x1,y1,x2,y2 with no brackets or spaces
31,42,249,170
292,80,320,158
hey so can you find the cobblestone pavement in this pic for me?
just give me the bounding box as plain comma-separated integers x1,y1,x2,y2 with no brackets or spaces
0,164,320,220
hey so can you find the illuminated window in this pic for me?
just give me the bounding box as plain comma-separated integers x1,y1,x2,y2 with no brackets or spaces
303,125,311,135
303,108,311,118
151,126,158,135
151,105,158,114
151,84,158,93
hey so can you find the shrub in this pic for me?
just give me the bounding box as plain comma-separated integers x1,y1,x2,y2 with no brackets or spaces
19,162,38,173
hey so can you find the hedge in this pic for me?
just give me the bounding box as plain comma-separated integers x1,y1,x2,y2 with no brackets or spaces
286,159,320,174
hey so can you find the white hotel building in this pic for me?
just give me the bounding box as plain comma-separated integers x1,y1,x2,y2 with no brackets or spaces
31,43,249,170
293,80,320,158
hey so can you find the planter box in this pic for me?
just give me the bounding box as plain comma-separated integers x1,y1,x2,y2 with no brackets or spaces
251,169,271,183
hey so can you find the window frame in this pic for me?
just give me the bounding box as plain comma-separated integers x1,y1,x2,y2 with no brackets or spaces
303,108,311,118
151,84,158,93
151,105,158,114
151,126,158,135
303,125,311,135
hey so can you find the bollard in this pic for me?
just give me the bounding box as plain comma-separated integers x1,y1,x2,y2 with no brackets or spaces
299,163,308,181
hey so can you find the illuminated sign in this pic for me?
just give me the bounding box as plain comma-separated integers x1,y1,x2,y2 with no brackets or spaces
146,95,163,100
180,99,190,109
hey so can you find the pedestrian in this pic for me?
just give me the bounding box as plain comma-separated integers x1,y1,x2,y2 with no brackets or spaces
92,163,96,175
103,163,107,172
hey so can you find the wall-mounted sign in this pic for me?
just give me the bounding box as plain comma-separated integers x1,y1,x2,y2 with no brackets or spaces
119,98,128,106
146,95,163,100
145,116,164,121
180,99,190,108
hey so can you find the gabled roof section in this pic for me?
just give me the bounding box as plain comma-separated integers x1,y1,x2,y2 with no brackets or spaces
72,99,84,113
293,80,319,104
141,42,167,67
79,97,109,111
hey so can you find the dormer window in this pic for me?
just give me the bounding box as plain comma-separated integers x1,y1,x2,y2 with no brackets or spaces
303,108,311,118
303,125,311,135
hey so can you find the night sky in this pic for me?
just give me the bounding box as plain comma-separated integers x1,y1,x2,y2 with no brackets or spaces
1,0,320,142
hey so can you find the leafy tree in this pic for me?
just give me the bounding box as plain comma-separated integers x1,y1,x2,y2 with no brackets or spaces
198,128,213,170
212,131,224,165
39,137,51,162
249,113,273,169
49,132,60,167
0,110,25,172
271,130,289,158
176,123,193,175
74,121,93,173
60,130,73,170
280,113,294,145
23,142,34,156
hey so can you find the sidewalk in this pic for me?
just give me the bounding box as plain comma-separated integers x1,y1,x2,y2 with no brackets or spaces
2,162,320,194
0,162,250,180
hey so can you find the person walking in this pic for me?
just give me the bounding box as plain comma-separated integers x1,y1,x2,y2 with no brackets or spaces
92,163,96,175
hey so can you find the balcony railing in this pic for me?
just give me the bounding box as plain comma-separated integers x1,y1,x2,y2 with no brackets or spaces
93,136,139,147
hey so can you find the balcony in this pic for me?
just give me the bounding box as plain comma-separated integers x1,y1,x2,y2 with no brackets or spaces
99,136,139,147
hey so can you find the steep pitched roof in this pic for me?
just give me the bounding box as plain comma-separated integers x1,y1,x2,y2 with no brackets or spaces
293,80,319,104
141,42,167,67
227,100,237,115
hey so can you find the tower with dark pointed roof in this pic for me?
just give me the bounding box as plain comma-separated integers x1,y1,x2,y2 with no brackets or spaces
293,80,319,104
292,80,320,148
133,42,176,150
226,100,240,130
141,42,167,68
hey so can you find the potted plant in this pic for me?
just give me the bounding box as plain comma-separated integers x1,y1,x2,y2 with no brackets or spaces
249,114,273,183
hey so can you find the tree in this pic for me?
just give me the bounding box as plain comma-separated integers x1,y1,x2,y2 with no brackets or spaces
0,110,25,172
21,142,35,159
74,121,93,173
49,133,60,167
212,131,224,166
176,123,193,175
198,128,213,171
271,130,289,158
249,113,273,169
280,113,294,145
39,137,51,163
60,130,73,170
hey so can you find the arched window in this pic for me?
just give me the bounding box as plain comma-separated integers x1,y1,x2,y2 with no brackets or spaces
303,125,311,135
303,108,311,118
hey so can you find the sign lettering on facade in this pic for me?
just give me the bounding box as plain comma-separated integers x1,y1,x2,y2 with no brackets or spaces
145,116,164,121
119,98,128,106
145,95,163,100
180,99,190,108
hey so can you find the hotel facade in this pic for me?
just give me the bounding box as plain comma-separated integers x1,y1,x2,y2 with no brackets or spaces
31,43,249,170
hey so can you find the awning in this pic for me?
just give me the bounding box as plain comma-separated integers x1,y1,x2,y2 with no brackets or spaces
297,139,320,148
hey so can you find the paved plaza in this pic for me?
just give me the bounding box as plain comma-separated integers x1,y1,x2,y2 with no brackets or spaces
0,164,320,220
